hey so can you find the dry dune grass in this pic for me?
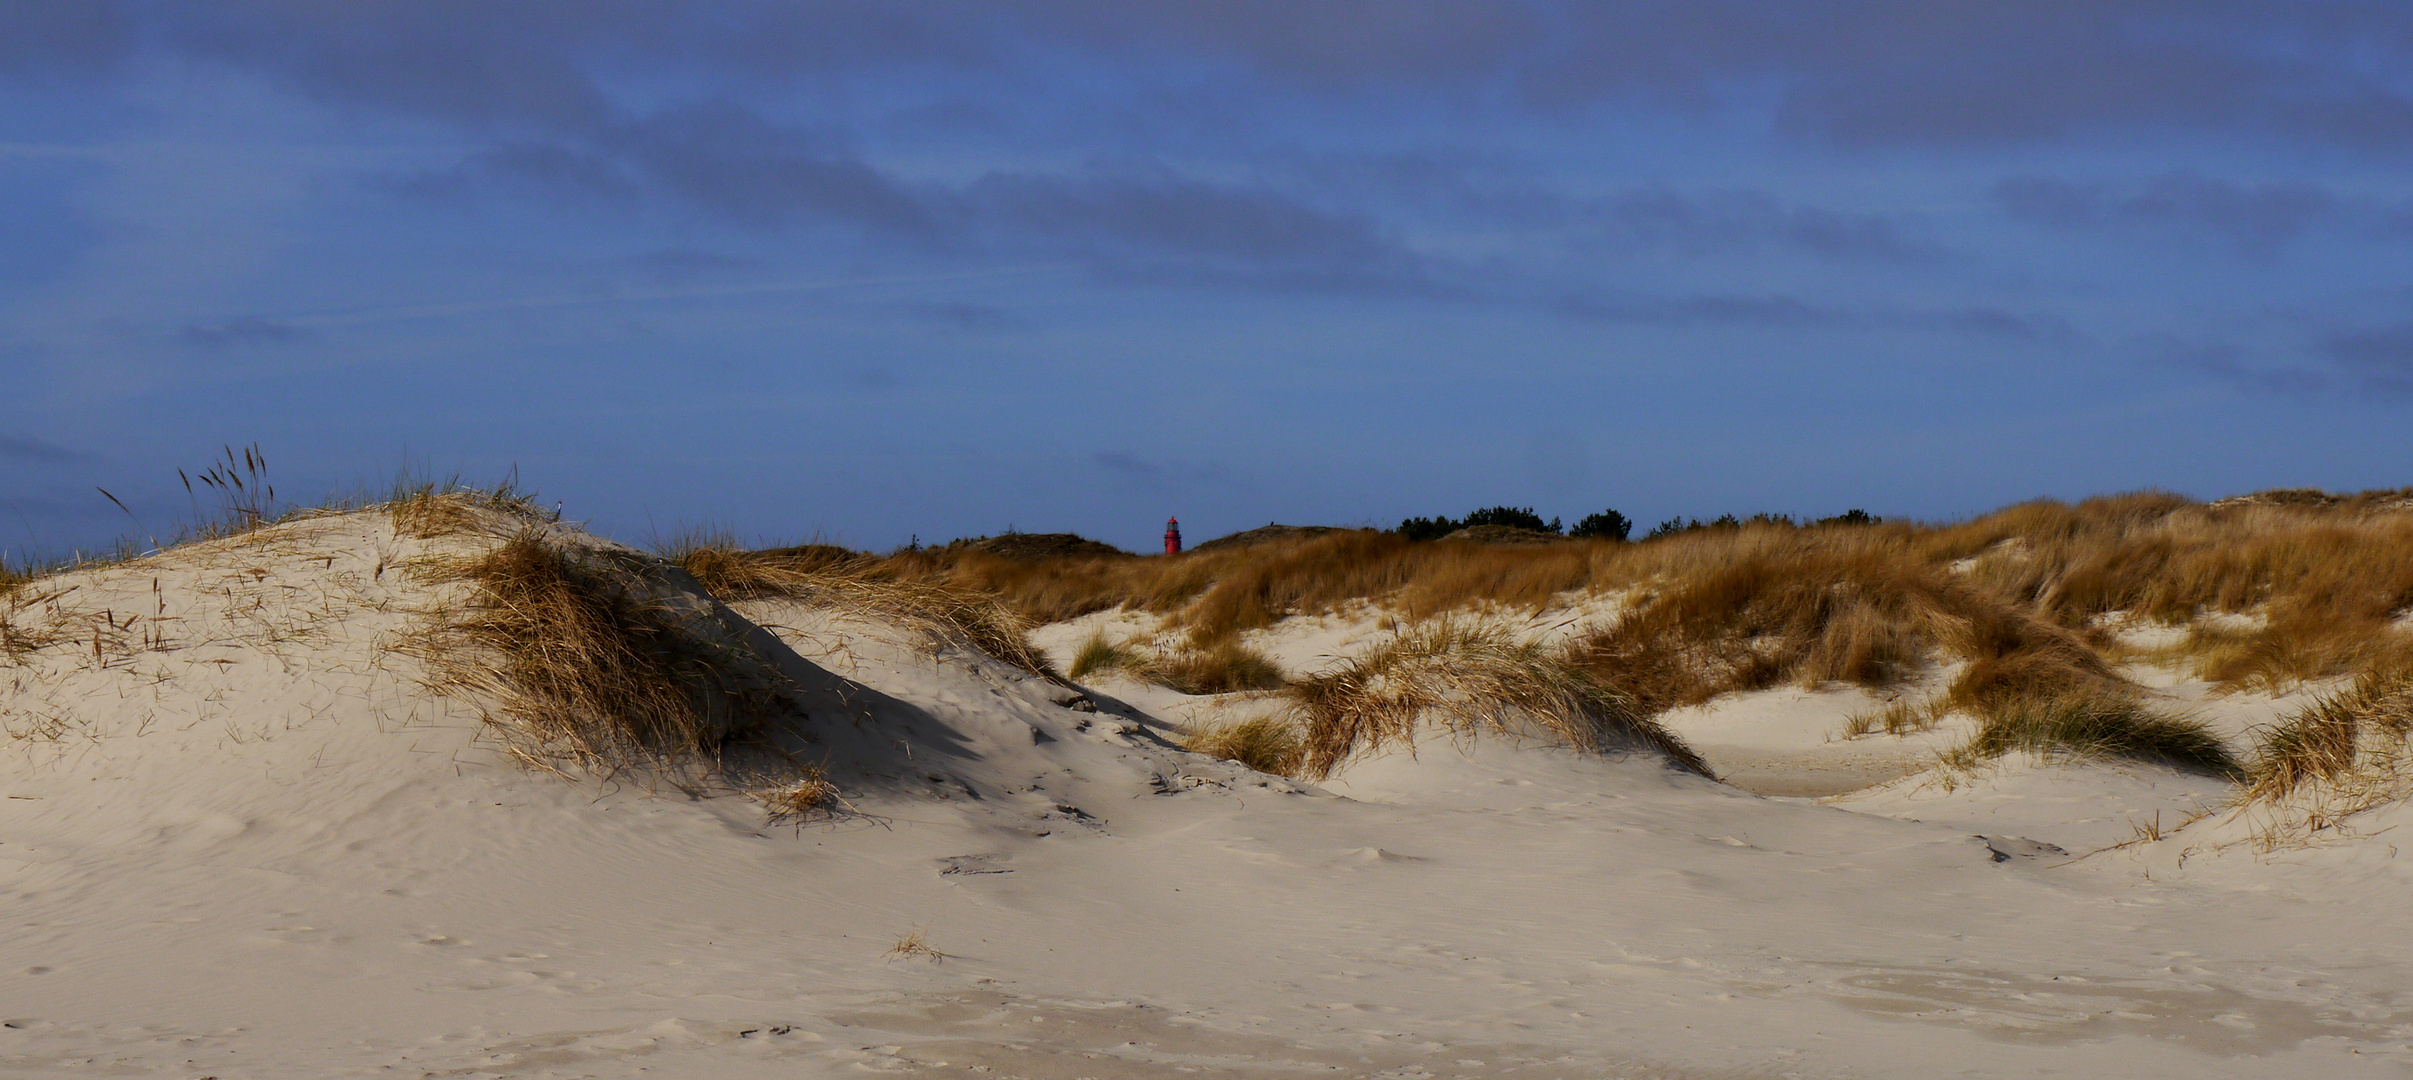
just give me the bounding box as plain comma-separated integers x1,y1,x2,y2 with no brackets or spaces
1068,630,1135,680
1281,623,1712,780
1181,716,1305,776
862,490,2413,791
2227,667,2413,848
1842,696,1947,738
1067,629,1286,694
663,540,1057,681
749,765,844,824
888,929,947,963
885,529,1601,641
0,577,68,664
1941,495,2413,690
409,529,786,774
1145,640,1287,695
2243,666,2413,803
1560,530,2120,719
882,491,2413,707
385,482,547,539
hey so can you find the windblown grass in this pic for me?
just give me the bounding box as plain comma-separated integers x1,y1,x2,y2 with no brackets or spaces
1064,629,1283,694
1941,494,2413,691
385,479,547,539
2224,666,2413,849
667,541,1056,681
411,529,783,774
2243,666,2413,805
1281,623,1710,780
1181,716,1305,776
1942,688,2241,776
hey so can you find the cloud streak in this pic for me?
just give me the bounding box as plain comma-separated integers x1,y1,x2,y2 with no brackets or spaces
1553,291,2076,344
12,5,2407,150
2326,321,2413,395
0,436,91,464
177,316,318,349
1995,173,2378,260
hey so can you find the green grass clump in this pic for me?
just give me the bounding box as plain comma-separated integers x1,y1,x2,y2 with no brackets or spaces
1068,630,1138,680
1944,690,2240,776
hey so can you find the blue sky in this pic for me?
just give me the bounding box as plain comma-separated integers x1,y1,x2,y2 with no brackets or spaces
4,2,2412,556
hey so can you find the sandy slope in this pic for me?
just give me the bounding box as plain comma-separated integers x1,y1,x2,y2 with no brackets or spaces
6,515,2413,1078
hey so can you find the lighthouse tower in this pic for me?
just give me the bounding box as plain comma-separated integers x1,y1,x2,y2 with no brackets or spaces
1163,516,1182,555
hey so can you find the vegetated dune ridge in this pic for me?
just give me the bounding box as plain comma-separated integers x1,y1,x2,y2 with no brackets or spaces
2,497,2412,1076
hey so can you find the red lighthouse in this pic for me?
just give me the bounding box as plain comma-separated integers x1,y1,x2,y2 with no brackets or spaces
1163,516,1182,555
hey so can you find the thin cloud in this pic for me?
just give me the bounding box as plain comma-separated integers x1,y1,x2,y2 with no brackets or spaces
905,301,1027,331
176,316,318,348
1997,172,2345,261
1575,187,1941,265
1553,292,2073,342
2326,321,2413,395
390,104,1450,293
2142,338,2331,395
23,5,2402,156
0,436,92,464
1269,152,1943,266
1554,291,1845,329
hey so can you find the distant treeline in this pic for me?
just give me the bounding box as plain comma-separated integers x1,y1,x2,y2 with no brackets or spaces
1394,506,1879,543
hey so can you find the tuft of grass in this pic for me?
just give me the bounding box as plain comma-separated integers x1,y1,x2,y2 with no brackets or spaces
386,479,545,539
1063,629,1283,694
1146,640,1287,695
2244,666,2413,804
410,529,780,773
1180,716,1304,776
751,766,843,824
1942,689,2241,776
1068,629,1137,680
1842,696,1946,738
888,929,946,963
1282,623,1710,780
175,443,279,540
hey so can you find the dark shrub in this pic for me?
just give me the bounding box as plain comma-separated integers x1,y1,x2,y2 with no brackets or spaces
1463,506,1558,533
1568,509,1632,541
1395,515,1461,542
1645,517,1696,540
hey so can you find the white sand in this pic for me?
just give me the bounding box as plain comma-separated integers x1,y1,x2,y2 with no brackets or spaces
6,514,2412,1077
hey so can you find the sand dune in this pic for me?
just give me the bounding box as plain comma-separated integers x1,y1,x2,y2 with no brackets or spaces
6,508,2413,1077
